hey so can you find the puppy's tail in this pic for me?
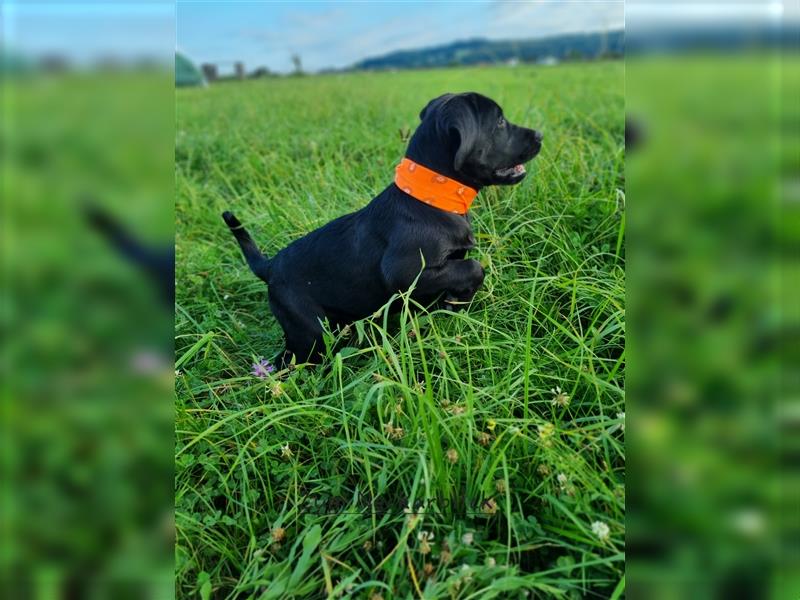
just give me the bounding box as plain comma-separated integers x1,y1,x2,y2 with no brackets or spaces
222,211,271,282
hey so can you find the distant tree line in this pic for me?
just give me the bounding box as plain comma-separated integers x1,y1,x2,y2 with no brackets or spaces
351,31,625,71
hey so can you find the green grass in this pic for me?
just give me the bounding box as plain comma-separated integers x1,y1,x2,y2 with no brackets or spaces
4,73,175,597
176,62,624,599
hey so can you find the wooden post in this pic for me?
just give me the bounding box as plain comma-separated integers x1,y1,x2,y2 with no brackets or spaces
201,63,218,82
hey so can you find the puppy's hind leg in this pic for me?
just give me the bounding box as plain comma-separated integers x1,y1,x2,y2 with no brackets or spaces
268,292,327,369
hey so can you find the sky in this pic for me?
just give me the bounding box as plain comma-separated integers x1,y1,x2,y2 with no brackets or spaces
2,2,175,64
4,2,792,73
176,1,625,74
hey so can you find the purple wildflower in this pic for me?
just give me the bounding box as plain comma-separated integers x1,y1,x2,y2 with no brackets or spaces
251,358,275,378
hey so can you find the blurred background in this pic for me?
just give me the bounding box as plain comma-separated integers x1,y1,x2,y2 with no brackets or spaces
625,1,798,598
1,0,798,598
1,1,175,597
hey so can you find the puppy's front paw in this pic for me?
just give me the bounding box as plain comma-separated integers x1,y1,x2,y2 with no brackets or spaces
443,293,472,312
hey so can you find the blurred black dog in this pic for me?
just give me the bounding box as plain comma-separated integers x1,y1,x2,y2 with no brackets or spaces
85,204,175,309
224,92,542,366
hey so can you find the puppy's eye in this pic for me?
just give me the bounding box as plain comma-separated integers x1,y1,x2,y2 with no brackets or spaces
497,117,507,129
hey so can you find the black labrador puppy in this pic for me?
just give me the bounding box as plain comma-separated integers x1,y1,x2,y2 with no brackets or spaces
223,92,542,367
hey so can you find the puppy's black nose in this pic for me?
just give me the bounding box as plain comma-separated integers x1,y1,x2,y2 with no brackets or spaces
533,130,543,144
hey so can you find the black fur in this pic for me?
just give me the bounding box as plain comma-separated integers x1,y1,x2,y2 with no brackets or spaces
224,92,542,366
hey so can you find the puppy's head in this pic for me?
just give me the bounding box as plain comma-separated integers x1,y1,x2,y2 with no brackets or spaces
411,92,542,188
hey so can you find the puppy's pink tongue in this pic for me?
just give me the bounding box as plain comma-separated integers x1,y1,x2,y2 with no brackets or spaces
514,164,525,174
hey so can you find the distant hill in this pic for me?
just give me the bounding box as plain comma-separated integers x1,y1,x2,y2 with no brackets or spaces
352,30,623,71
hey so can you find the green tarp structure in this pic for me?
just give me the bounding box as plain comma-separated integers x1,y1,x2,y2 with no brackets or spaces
175,52,205,87
0,49,33,78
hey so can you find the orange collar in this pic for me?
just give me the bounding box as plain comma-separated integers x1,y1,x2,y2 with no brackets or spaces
394,157,478,215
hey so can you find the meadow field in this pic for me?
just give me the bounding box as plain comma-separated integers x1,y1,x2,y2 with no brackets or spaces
175,61,625,598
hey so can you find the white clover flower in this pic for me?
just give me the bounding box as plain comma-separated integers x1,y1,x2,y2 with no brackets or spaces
461,532,474,546
417,530,434,554
280,443,293,458
556,472,575,495
538,422,556,447
460,564,473,583
403,501,426,516
616,412,625,432
591,520,610,541
551,386,570,407
731,508,765,537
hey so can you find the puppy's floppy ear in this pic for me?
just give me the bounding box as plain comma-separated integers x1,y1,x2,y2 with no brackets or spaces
437,94,479,172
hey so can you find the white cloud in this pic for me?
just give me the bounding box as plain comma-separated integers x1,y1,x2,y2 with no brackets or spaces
485,2,623,38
